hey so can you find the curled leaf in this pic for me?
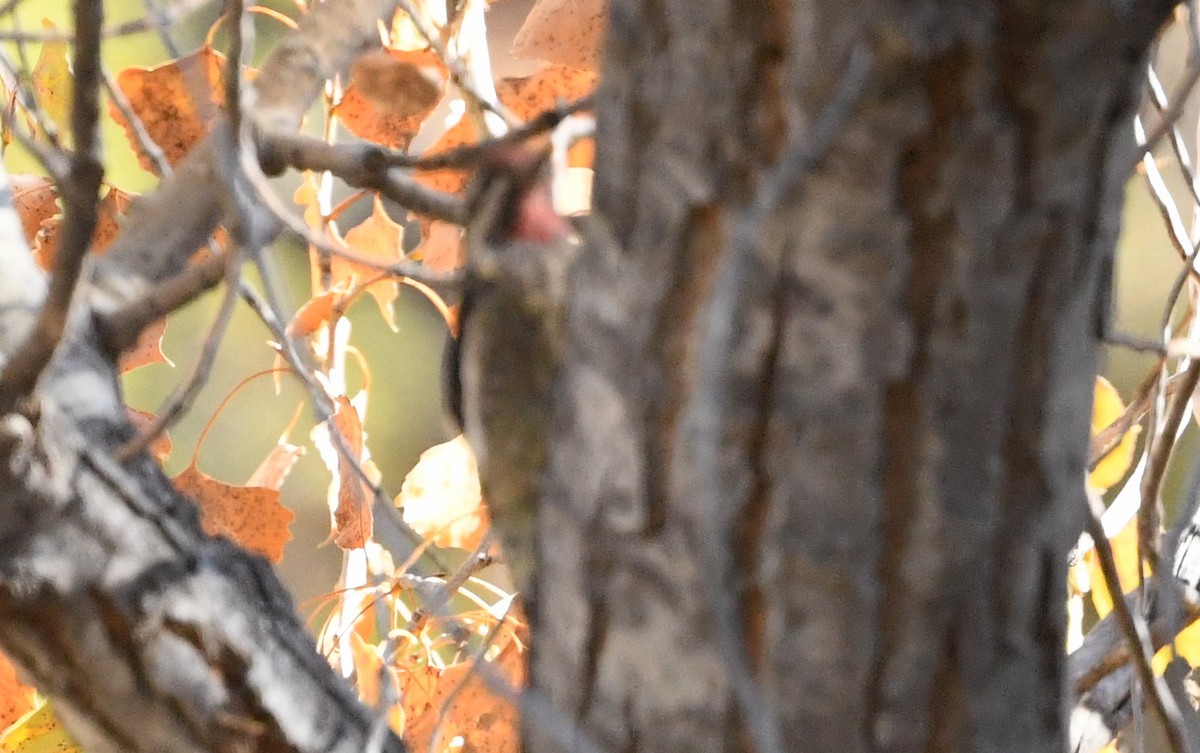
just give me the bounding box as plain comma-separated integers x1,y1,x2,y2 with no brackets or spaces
311,396,374,549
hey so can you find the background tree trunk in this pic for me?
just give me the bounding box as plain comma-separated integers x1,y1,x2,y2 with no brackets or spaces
532,3,1176,752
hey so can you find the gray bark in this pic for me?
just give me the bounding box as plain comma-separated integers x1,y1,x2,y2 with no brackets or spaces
531,3,1176,752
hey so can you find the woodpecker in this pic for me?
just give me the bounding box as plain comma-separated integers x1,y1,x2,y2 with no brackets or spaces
447,144,575,599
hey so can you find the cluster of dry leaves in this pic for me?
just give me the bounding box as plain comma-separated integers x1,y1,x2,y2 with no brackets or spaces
0,0,602,751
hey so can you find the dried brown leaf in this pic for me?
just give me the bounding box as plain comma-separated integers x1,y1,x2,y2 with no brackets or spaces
173,462,295,563
111,46,227,171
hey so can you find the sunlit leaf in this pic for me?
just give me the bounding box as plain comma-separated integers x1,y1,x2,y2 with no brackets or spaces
1084,515,1140,618
340,196,405,329
348,633,404,737
30,20,72,141
336,48,446,149
0,653,36,731
409,220,463,272
34,187,136,268
513,0,607,72
417,65,598,195
117,318,170,373
246,441,305,491
124,408,172,464
400,637,524,753
311,396,374,549
0,701,80,753
10,175,58,249
398,435,487,551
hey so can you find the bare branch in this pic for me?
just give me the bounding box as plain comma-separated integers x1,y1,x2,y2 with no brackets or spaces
257,131,468,224
0,0,105,412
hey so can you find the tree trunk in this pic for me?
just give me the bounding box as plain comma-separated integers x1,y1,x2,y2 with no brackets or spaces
532,3,1174,752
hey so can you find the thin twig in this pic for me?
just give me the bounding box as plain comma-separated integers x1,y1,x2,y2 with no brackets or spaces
114,252,242,461
0,0,105,411
1138,57,1200,167
1138,358,1200,576
236,280,439,568
240,139,463,287
98,250,230,358
1084,496,1193,753
393,0,514,129
257,130,468,223
103,69,172,175
1145,63,1200,209
1088,361,1171,470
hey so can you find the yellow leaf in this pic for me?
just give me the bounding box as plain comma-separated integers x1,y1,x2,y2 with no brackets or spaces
0,701,80,753
30,20,71,142
1085,515,1141,618
1089,376,1140,493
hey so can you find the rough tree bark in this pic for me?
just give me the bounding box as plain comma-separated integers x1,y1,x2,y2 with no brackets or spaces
531,3,1178,753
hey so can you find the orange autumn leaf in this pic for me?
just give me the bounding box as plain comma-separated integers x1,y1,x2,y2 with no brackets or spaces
417,65,598,195
311,396,374,549
117,317,169,373
336,48,447,149
340,196,405,329
513,0,608,72
173,462,295,563
286,288,346,339
397,435,488,551
0,652,36,730
31,188,170,372
10,174,58,248
34,186,136,269
111,46,227,171
1089,376,1140,493
124,407,172,463
349,633,404,737
409,220,463,273
400,638,525,753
